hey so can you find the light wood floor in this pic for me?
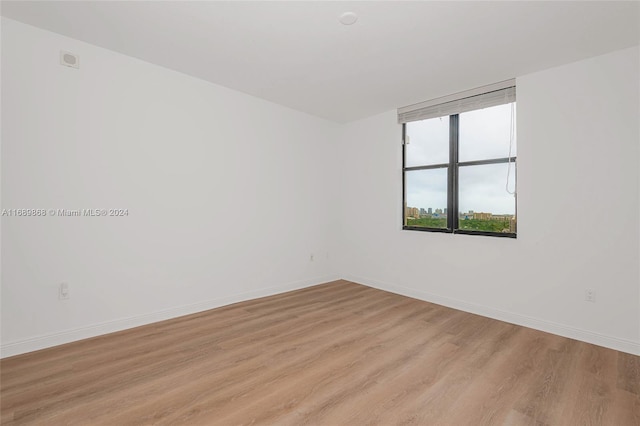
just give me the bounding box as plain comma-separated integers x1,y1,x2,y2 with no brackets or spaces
1,280,639,425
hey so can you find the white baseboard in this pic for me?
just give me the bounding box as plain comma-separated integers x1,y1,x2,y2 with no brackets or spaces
343,274,640,356
0,274,339,359
4,274,637,358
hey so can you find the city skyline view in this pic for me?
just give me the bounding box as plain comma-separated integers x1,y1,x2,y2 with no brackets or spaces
404,206,516,218
404,204,516,233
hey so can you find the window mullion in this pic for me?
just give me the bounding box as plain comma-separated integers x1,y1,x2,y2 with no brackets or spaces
448,115,458,232
402,123,407,227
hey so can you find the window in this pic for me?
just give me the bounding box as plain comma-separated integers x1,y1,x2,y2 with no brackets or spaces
400,81,517,237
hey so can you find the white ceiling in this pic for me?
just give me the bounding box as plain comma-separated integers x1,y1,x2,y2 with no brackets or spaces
2,1,639,123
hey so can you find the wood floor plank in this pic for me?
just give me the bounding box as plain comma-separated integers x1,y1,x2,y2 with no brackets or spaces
618,351,640,395
109,296,432,424
1,279,638,425
512,339,582,425
437,328,551,426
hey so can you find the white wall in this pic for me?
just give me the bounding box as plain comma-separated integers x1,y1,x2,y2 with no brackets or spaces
337,46,640,355
1,18,339,357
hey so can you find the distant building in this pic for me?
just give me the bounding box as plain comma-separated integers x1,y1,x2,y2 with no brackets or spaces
405,206,420,219
428,207,432,214
491,214,514,221
473,212,492,220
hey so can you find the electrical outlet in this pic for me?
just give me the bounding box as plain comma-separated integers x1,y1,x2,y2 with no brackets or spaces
585,288,595,303
59,282,70,300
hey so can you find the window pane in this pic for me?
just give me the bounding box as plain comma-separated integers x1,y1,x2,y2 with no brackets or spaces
405,116,449,167
458,163,516,233
405,168,448,229
459,103,516,162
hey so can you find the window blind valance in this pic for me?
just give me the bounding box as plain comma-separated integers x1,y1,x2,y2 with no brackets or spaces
397,79,516,124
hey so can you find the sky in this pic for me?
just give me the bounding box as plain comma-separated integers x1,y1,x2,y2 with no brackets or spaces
405,103,516,215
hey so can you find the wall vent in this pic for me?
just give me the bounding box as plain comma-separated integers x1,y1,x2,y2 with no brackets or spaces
60,51,79,69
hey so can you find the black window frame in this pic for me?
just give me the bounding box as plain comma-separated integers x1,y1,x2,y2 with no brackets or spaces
402,110,517,238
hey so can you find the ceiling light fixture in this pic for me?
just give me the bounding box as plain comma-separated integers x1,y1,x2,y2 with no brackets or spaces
339,12,358,26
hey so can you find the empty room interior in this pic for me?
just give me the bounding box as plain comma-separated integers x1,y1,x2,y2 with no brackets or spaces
1,1,639,425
